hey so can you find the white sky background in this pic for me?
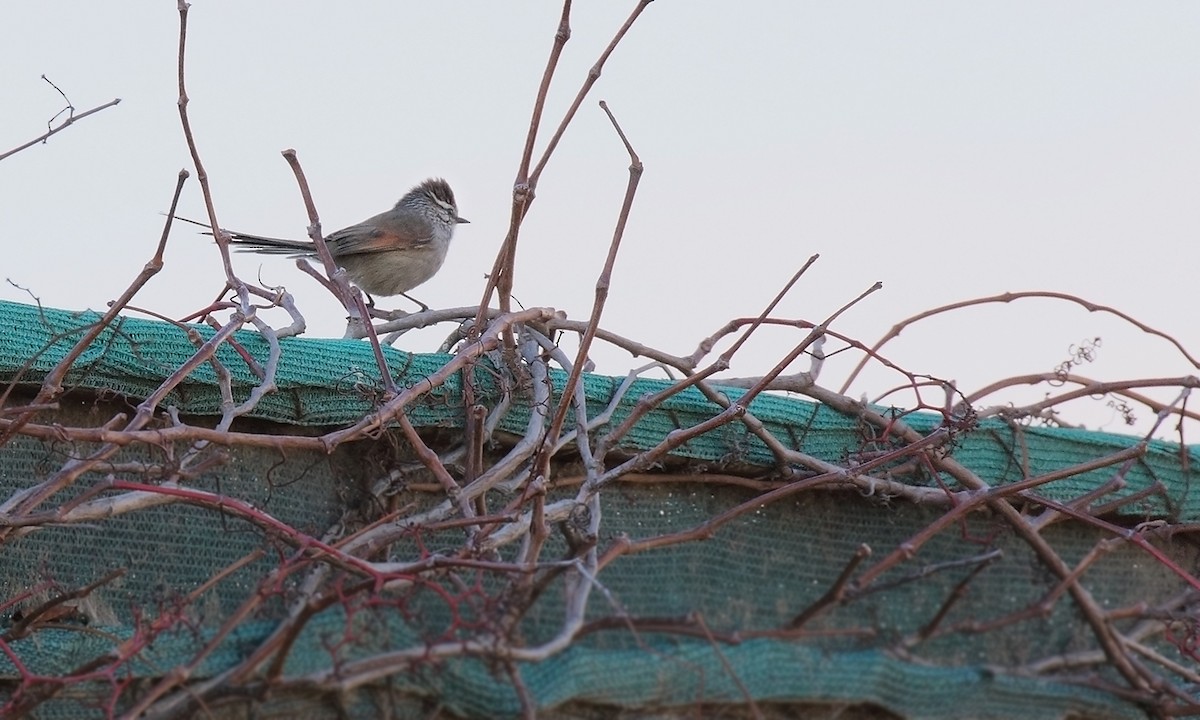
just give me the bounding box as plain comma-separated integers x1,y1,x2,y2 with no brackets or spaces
2,2,1199,436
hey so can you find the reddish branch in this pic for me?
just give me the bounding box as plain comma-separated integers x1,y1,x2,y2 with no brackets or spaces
840,290,1200,393
4,2,1200,717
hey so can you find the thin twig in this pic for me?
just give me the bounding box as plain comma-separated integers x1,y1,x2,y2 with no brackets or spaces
538,99,643,476
0,97,122,162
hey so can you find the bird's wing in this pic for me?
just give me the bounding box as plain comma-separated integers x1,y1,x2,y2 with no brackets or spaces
326,212,436,256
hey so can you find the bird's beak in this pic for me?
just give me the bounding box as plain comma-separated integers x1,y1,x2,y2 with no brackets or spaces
456,216,470,224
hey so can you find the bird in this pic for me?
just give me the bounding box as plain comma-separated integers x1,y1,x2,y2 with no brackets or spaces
187,178,469,307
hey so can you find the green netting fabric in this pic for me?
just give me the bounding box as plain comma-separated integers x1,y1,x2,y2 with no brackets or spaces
0,299,1194,720
1,300,1193,520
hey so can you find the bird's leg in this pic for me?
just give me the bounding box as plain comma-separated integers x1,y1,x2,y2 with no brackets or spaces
363,292,429,320
359,292,395,320
367,305,404,321
400,292,430,313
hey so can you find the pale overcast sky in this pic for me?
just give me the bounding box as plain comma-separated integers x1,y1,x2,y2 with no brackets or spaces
3,3,1199,434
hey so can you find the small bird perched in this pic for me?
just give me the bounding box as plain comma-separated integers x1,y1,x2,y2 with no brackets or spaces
204,178,469,303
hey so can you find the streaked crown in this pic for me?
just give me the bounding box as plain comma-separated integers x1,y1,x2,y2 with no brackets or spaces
400,178,469,225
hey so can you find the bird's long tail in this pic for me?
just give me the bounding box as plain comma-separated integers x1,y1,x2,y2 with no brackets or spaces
175,216,314,255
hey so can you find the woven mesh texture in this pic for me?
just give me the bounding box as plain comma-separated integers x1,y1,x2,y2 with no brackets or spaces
1,300,1193,521
0,299,1193,719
